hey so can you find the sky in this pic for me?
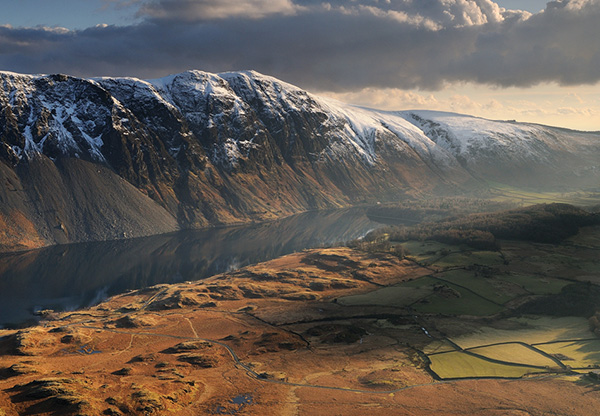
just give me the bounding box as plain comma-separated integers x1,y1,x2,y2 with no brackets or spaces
1,0,599,131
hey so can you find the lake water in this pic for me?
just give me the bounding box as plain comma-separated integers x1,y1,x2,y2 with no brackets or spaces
0,207,381,328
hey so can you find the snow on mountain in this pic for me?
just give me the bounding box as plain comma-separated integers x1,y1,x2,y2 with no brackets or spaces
0,72,112,163
396,110,600,184
315,97,461,167
4,68,595,179
96,70,600,176
94,70,471,170
1,68,599,251
402,111,567,159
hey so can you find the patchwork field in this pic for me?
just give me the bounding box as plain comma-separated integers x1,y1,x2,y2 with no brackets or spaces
351,219,600,380
424,316,600,379
429,350,544,379
430,250,505,269
450,317,597,349
466,343,559,368
1,206,600,415
535,340,600,370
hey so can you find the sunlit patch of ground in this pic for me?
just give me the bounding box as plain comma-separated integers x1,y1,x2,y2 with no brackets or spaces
2,230,600,415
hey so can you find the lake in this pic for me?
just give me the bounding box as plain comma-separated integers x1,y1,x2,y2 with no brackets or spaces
0,207,381,328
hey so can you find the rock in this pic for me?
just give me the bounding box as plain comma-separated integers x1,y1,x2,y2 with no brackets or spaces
131,389,164,413
162,341,212,354
199,301,218,308
148,291,205,310
112,367,132,376
281,292,318,301
128,353,156,363
8,362,38,376
48,326,69,333
177,354,217,368
112,315,154,328
10,377,91,413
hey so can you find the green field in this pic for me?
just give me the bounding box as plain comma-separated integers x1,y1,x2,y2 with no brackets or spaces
568,226,600,248
342,272,508,316
399,241,461,265
485,182,600,207
423,340,458,355
429,350,542,379
497,273,570,295
368,274,508,316
535,340,600,369
411,280,504,316
450,317,595,349
432,251,505,269
401,276,443,289
467,343,559,368
337,284,432,307
577,261,600,275
439,270,525,304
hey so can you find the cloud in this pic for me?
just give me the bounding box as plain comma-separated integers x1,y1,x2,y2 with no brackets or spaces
322,87,441,110
101,0,144,9
139,0,301,21
137,0,516,27
0,0,598,92
326,82,600,130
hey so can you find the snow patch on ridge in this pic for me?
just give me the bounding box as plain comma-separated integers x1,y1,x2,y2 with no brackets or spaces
397,110,586,164
316,96,459,166
1,72,108,162
2,69,599,179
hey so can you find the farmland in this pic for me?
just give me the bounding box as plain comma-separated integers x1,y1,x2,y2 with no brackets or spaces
428,350,545,379
2,203,600,414
344,205,600,380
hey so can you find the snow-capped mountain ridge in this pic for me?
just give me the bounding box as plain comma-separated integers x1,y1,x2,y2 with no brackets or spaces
4,69,596,174
0,69,599,251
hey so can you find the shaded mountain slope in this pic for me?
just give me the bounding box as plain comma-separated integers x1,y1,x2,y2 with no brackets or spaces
1,70,599,251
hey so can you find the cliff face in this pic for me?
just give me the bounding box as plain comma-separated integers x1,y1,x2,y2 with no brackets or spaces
1,70,599,251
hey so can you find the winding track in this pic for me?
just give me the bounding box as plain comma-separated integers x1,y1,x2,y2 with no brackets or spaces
72,318,571,396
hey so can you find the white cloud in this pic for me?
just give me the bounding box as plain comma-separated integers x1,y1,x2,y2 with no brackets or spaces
139,0,301,21
321,82,600,130
136,0,527,27
545,0,599,12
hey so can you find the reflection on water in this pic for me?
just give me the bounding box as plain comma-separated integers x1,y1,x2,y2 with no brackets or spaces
0,207,380,327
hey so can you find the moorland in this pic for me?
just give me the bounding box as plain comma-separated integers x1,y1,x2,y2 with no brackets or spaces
1,195,600,415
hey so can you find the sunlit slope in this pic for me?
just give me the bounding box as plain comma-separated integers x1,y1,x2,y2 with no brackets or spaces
1,70,599,251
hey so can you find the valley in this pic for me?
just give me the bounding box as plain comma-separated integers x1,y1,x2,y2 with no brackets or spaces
0,207,379,328
1,203,599,415
1,70,600,252
1,69,600,415
2,1,600,415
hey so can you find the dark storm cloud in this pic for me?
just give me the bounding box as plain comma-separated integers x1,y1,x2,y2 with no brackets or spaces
0,0,599,91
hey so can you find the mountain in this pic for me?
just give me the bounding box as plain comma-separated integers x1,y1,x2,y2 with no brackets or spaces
1,69,599,252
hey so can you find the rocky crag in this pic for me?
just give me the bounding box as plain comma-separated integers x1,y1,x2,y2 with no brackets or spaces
1,70,598,251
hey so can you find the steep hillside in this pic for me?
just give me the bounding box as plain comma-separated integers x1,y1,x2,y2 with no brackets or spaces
401,110,600,188
1,70,599,251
